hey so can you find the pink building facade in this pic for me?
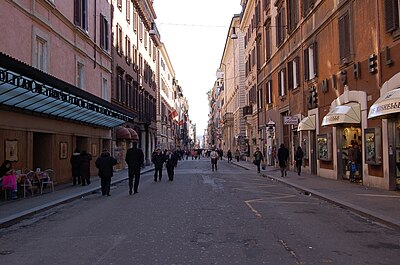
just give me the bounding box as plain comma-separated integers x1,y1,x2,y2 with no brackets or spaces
0,0,131,184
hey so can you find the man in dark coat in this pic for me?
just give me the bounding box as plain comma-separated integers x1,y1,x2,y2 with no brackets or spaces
79,150,92,186
125,141,144,195
70,149,81,186
95,149,118,196
165,150,178,181
277,143,289,177
152,148,165,182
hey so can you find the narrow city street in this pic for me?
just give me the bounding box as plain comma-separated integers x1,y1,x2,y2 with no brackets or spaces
0,159,399,265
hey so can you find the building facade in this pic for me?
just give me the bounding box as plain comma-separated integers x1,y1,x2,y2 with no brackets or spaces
111,0,160,166
0,0,131,183
229,0,400,191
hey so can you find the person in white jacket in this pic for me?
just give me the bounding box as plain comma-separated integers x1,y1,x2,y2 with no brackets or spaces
210,147,219,172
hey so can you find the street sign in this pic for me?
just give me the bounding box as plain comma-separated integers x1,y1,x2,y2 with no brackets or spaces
283,116,298,125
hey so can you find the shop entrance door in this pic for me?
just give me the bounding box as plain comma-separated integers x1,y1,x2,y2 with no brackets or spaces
310,131,317,175
33,132,53,171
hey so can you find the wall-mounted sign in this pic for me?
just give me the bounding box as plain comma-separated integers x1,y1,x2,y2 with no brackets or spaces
283,116,298,125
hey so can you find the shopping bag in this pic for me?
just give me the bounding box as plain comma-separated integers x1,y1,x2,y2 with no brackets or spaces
2,174,17,190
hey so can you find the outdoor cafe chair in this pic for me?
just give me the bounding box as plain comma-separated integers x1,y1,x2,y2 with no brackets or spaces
20,171,37,198
40,169,54,194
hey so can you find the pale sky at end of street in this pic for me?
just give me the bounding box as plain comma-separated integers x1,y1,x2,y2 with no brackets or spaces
153,0,242,137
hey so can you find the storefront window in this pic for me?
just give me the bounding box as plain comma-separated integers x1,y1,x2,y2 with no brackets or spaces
317,133,332,161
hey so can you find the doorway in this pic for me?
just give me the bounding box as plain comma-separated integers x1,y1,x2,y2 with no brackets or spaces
33,132,53,171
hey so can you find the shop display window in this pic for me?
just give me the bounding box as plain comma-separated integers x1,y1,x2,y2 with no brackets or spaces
364,128,382,165
317,133,332,161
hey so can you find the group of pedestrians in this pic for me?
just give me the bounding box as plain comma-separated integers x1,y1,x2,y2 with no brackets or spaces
247,143,304,177
151,148,178,182
70,149,93,186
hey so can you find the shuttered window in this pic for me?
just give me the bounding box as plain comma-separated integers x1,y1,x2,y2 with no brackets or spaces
278,68,286,97
385,0,400,32
302,0,315,17
304,43,318,81
276,7,285,47
100,14,109,51
265,20,271,61
266,80,273,104
287,56,299,90
339,12,351,61
287,0,298,33
74,0,88,31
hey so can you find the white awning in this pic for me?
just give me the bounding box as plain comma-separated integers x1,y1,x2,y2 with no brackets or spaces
297,115,316,131
321,102,361,126
368,88,400,119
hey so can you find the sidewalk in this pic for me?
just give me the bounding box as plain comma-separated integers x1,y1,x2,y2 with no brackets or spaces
0,167,153,228
229,158,400,230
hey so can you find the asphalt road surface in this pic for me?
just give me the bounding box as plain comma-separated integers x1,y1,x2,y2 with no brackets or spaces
1,158,399,265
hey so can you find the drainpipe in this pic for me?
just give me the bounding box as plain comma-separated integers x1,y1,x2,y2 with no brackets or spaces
375,0,382,87
93,0,97,69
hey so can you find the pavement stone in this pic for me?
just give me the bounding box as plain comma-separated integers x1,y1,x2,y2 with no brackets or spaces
1,159,400,230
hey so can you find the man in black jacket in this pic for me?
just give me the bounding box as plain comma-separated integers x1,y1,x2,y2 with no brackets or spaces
152,148,165,182
277,143,289,177
165,150,178,181
95,149,118,196
125,141,145,195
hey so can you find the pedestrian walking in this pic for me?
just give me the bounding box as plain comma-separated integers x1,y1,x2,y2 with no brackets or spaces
227,149,232,163
253,147,264,173
95,149,118,196
79,150,92,186
125,141,144,195
70,148,81,186
210,147,218,171
235,148,240,162
165,150,178,181
277,144,289,177
152,148,165,182
295,146,304,176
219,149,223,160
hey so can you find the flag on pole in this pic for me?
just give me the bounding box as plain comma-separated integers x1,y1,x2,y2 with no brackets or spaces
178,120,184,126
168,109,178,119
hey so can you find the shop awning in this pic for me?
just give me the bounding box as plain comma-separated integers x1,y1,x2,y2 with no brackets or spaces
116,126,132,139
321,102,361,126
368,88,400,119
297,115,316,131
126,127,139,141
0,52,134,128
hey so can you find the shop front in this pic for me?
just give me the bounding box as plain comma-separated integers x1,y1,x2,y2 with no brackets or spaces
368,73,400,190
298,113,317,175
320,88,368,181
0,53,133,184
